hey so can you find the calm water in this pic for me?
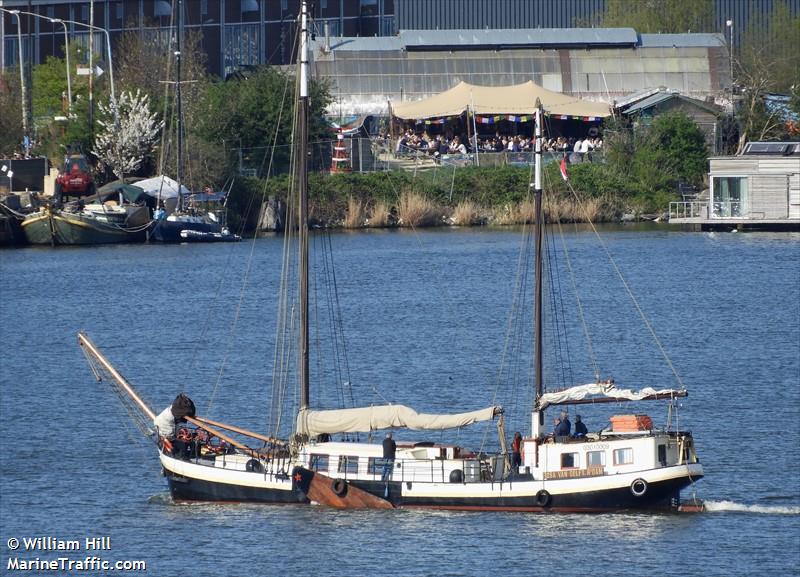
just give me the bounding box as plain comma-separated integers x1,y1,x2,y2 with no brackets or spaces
1,226,798,577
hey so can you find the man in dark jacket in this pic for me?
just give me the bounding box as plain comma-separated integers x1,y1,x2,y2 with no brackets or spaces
382,432,397,481
573,415,588,438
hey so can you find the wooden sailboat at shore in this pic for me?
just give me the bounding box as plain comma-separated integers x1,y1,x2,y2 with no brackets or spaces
79,1,703,512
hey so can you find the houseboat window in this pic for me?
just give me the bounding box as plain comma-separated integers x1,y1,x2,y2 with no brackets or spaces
587,450,605,467
309,454,328,471
613,448,634,465
561,452,578,469
367,457,383,475
712,176,749,217
657,444,667,467
337,455,359,475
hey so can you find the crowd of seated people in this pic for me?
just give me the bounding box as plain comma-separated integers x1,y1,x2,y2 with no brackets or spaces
395,129,602,162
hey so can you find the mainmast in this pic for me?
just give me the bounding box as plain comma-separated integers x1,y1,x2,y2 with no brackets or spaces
298,1,310,410
175,0,184,212
532,100,544,439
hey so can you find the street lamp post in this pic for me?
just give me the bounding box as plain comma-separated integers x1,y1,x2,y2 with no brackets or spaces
12,10,73,113
53,19,72,112
726,19,734,111
60,18,115,104
0,8,29,148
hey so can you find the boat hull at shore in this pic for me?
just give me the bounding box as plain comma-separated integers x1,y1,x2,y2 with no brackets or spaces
22,209,146,245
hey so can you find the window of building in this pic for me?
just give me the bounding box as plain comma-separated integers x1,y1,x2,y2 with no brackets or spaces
613,448,634,466
560,452,578,469
224,23,259,76
712,176,749,217
309,454,329,471
587,450,605,467
337,455,359,475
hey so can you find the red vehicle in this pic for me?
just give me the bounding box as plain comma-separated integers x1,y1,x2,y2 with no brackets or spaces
55,153,95,202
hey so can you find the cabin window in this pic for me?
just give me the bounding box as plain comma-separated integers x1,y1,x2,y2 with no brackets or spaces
613,448,634,465
367,457,384,475
560,452,579,469
309,454,328,472
587,450,605,467
712,176,749,217
337,455,359,475
658,444,667,466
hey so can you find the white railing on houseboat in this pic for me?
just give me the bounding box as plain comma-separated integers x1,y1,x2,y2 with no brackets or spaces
669,201,707,220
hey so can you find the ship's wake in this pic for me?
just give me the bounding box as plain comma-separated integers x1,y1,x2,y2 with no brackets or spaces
704,500,799,515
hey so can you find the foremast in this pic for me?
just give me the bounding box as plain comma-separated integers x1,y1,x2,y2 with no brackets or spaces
298,1,310,411
532,101,544,441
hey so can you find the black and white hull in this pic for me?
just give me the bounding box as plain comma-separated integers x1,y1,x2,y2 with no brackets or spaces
158,433,703,512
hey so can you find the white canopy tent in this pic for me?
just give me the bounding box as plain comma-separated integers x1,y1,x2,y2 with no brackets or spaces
391,80,611,120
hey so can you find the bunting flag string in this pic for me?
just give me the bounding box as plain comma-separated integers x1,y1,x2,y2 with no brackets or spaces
413,114,601,124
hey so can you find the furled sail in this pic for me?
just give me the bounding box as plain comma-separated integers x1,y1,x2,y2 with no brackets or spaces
537,382,686,410
296,405,500,437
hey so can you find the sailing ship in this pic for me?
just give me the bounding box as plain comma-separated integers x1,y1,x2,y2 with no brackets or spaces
78,1,703,512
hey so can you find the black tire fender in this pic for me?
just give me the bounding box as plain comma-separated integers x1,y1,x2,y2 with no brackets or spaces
332,478,348,497
630,478,648,497
535,489,551,507
245,459,264,473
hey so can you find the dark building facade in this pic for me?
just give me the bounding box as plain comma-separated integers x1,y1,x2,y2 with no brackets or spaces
1,0,797,77
1,0,394,77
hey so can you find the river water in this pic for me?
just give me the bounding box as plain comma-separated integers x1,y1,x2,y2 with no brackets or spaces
1,225,798,577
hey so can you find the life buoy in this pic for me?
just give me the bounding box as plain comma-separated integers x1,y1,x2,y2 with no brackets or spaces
535,489,551,507
246,459,264,473
332,478,348,497
630,478,648,497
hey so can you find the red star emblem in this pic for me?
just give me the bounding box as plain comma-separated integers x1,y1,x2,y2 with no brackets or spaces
294,473,303,482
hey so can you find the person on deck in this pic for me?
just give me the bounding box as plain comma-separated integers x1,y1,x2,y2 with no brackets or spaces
573,415,588,438
511,431,523,469
554,411,571,438
382,432,397,481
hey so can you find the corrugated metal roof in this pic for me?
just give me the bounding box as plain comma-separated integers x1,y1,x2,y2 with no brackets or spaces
398,27,638,49
313,29,725,54
622,91,721,115
639,33,726,48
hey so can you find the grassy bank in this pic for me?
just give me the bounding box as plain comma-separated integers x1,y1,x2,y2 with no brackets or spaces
226,162,672,233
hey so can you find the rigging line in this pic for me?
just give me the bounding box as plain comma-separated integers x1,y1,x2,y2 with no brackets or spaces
543,225,568,388
563,174,685,389
550,191,601,381
271,49,303,436
480,165,536,451
318,232,346,409
324,230,356,409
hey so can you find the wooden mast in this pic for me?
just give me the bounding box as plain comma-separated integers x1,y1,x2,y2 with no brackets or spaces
175,0,184,212
532,100,544,440
298,1,310,410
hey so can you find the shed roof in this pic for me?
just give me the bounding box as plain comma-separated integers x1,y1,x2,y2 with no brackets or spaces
621,92,721,116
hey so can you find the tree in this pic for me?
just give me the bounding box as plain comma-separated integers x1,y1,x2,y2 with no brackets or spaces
0,72,23,156
194,66,333,177
93,90,163,180
601,0,712,33
734,1,800,149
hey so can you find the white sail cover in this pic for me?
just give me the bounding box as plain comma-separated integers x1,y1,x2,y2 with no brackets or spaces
296,405,499,437
537,382,685,410
136,175,190,200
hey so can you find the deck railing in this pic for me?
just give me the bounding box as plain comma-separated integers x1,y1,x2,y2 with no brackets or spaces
669,201,707,220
